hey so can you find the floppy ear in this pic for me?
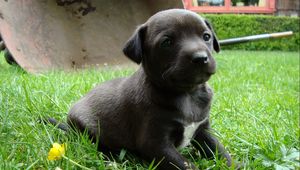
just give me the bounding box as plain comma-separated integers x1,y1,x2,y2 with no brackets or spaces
122,24,147,64
205,20,220,53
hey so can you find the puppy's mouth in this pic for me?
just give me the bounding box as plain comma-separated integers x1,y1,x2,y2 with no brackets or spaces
170,73,212,89
161,64,215,90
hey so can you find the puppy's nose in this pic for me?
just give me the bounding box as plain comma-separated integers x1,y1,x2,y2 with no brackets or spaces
191,52,209,64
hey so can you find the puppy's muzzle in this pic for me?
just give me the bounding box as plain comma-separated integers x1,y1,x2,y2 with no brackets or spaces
191,51,209,64
189,50,216,75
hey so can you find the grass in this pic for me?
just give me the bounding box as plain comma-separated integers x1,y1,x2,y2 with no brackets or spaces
0,50,299,170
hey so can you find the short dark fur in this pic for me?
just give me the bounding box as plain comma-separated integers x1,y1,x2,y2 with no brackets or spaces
68,9,232,169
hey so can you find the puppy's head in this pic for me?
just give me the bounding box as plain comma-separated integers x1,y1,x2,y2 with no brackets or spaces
123,9,220,91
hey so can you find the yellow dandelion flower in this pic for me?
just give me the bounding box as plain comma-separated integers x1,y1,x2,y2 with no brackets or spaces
48,143,66,161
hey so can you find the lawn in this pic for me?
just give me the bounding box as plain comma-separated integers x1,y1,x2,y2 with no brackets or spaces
0,50,299,170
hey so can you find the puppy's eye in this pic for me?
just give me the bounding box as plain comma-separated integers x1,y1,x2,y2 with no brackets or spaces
160,37,173,48
203,33,211,42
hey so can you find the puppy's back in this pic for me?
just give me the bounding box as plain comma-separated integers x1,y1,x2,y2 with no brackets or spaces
67,74,144,150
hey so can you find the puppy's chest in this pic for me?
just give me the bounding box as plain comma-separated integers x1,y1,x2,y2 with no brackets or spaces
177,117,208,149
178,122,201,149
174,91,211,149
175,92,210,121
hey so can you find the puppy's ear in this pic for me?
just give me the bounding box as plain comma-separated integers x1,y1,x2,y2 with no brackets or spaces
122,24,147,64
205,20,220,53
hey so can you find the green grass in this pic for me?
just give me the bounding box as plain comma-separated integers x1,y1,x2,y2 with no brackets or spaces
0,50,299,169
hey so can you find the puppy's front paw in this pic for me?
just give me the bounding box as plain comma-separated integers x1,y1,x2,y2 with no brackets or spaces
224,154,243,170
184,161,198,170
232,161,244,170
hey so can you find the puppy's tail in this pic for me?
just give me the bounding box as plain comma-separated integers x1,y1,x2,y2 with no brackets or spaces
40,117,69,132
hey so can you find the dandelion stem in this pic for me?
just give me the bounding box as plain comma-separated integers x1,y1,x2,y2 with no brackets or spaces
62,155,92,170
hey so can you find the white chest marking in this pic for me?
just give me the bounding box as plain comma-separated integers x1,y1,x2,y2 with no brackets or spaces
178,117,208,149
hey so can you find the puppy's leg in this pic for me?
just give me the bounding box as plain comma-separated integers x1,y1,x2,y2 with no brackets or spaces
140,143,198,170
191,122,232,167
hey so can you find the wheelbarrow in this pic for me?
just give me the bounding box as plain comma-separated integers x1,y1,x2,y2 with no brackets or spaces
0,0,183,73
0,1,293,73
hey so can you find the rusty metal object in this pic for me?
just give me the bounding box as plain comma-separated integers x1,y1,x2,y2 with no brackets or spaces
0,0,183,73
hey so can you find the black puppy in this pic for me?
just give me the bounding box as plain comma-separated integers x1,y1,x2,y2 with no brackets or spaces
68,9,232,170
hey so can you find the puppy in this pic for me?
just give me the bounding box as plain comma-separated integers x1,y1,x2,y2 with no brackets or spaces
68,9,232,170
